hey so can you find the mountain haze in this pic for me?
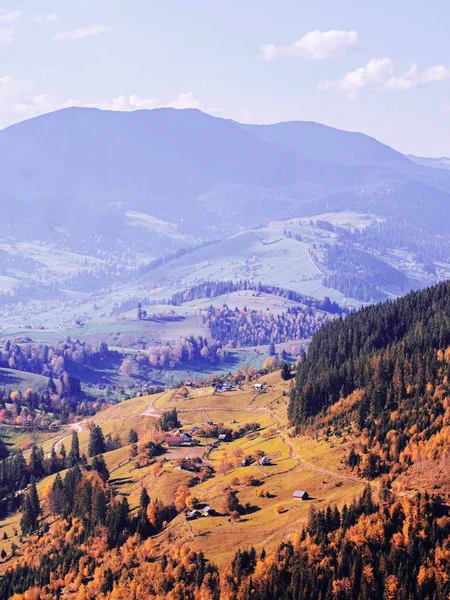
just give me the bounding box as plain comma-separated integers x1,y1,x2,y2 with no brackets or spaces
1,107,448,245
2,107,450,321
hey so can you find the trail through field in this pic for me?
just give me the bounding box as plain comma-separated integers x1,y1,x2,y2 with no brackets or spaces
141,392,166,417
306,246,322,275
48,421,84,458
141,388,363,485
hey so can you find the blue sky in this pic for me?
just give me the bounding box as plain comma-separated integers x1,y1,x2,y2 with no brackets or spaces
2,0,450,156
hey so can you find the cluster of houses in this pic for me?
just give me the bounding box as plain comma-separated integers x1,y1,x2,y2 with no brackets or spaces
165,430,197,447
187,505,214,520
240,454,270,467
1,413,58,430
214,380,236,392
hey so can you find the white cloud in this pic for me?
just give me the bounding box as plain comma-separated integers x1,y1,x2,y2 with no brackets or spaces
0,76,46,119
319,58,450,97
0,78,201,130
30,14,58,24
53,25,113,42
340,57,394,96
15,94,50,117
0,10,21,23
0,27,15,46
64,92,200,112
262,29,359,60
168,92,199,109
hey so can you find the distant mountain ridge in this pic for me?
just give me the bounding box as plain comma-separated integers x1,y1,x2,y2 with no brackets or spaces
1,106,449,250
2,106,450,319
407,153,450,171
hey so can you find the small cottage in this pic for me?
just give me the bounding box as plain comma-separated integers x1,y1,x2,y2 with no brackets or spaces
202,505,213,516
218,433,227,441
187,509,198,520
180,433,192,443
240,457,250,467
292,490,309,500
166,436,181,447
259,456,270,466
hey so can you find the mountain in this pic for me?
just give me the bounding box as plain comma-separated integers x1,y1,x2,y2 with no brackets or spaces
407,153,450,171
1,107,447,247
2,107,450,319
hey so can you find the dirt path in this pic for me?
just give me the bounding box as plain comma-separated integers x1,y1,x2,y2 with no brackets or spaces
140,391,363,486
140,392,167,417
306,245,322,275
48,421,84,458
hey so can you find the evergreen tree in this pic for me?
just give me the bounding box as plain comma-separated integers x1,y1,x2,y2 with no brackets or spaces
280,361,291,381
59,443,67,468
68,431,81,467
128,428,138,444
88,425,106,457
92,455,109,482
49,474,66,516
139,487,150,511
20,482,40,535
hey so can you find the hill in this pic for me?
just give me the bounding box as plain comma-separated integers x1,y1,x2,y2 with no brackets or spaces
2,107,450,322
0,348,449,598
290,280,450,492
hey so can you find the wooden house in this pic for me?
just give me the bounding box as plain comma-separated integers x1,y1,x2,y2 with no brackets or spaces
166,435,181,447
292,490,309,500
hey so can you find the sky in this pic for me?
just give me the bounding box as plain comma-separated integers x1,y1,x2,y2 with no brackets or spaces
1,0,450,156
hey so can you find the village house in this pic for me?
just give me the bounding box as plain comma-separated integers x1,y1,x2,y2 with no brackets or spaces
187,509,198,520
166,435,181,447
202,505,213,516
240,457,250,467
253,383,263,390
292,490,309,500
218,433,227,441
180,432,193,444
259,456,270,466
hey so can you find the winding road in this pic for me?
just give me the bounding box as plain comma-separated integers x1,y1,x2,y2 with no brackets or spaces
48,421,84,458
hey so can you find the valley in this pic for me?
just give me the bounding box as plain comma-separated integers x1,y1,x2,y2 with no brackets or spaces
0,370,367,567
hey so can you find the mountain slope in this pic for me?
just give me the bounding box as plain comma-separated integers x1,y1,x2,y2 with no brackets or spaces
0,107,447,246
2,107,450,319
407,154,450,171
290,280,450,487
243,120,412,168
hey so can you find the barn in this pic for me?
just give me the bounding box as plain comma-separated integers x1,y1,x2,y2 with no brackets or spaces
292,490,309,500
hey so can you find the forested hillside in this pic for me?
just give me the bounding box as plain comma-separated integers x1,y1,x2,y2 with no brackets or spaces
290,281,450,485
1,284,450,598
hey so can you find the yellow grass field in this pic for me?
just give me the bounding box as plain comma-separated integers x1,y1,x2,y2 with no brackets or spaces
0,372,369,568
